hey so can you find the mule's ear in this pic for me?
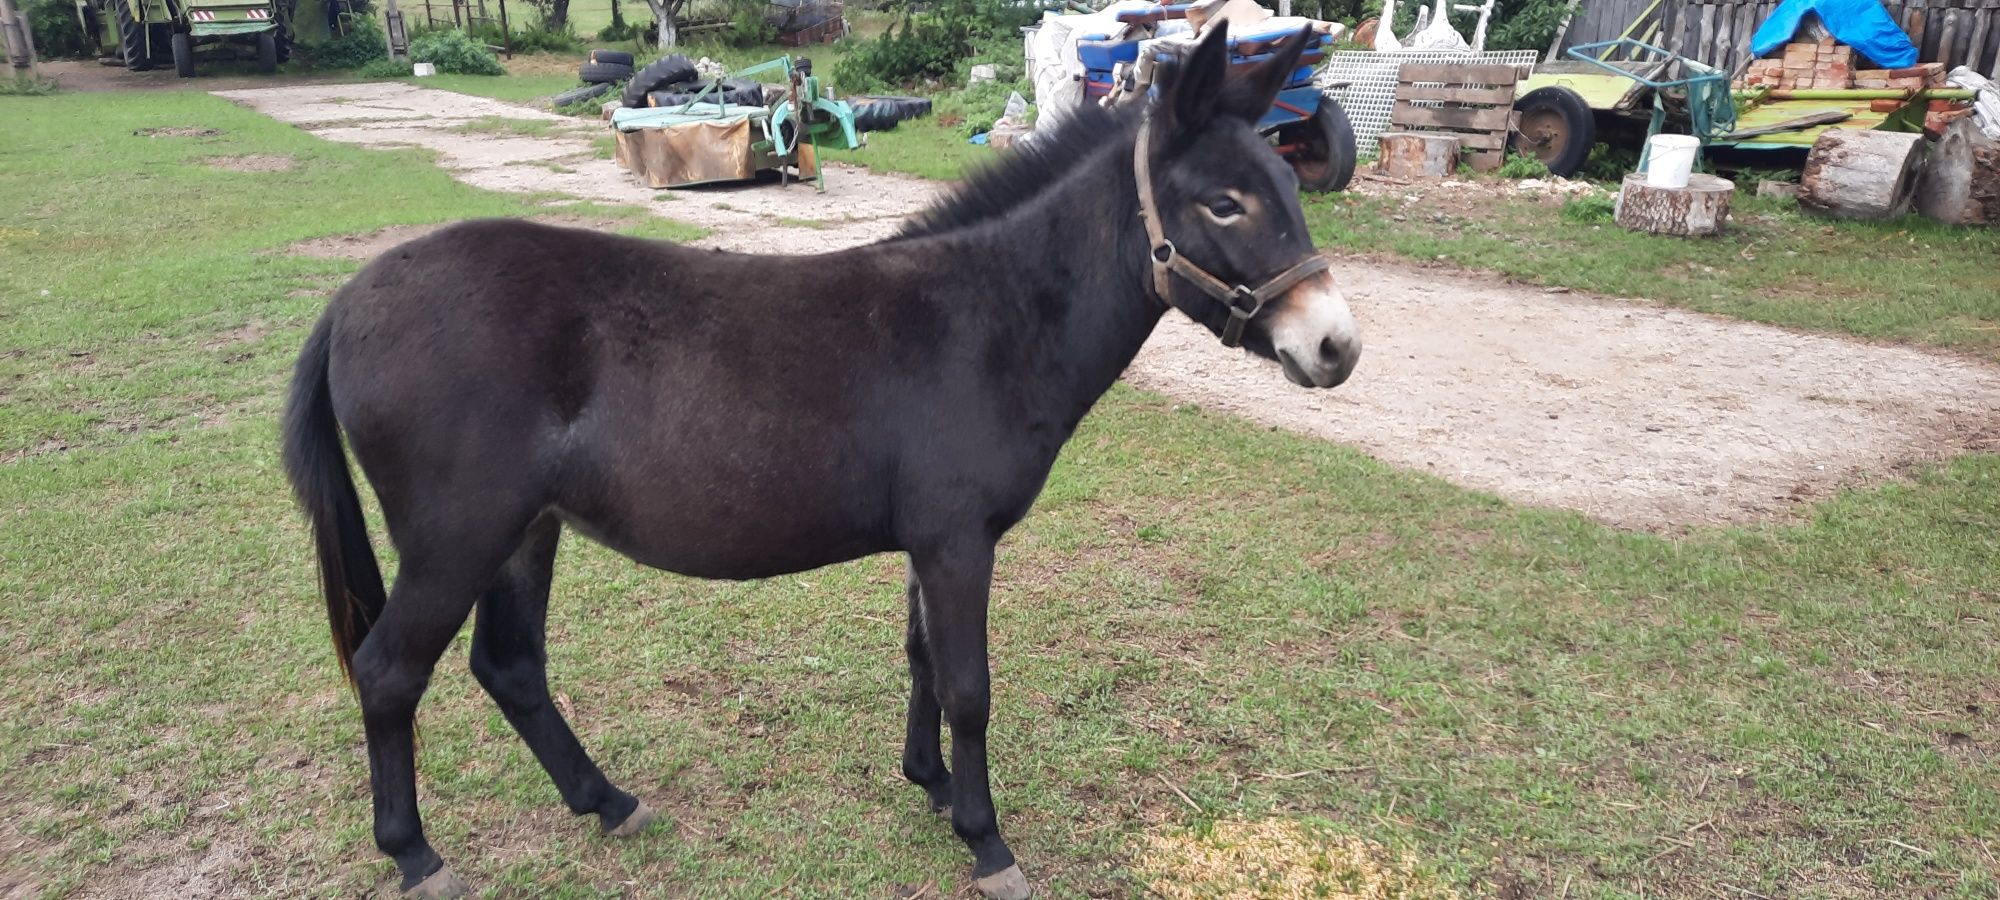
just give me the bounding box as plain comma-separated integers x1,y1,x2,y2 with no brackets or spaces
1161,22,1232,132
1224,27,1310,122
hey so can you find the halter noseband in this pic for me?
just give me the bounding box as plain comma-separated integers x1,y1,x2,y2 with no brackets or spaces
1132,112,1330,348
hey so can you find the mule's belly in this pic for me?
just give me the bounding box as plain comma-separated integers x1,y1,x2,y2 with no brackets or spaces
558,501,894,580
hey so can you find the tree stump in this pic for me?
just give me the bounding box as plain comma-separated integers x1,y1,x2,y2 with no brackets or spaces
1615,172,1734,236
1916,117,2000,226
1799,128,1924,220
1375,132,1461,179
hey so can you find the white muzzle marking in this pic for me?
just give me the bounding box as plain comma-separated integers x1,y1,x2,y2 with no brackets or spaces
1267,270,1360,388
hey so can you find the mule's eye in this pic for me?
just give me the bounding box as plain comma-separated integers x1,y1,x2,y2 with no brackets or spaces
1205,197,1244,220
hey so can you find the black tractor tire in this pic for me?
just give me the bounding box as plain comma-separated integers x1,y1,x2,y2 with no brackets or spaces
171,31,194,77
579,60,633,84
849,95,932,132
1510,86,1596,177
113,0,152,70
718,77,763,105
256,30,278,73
553,82,614,108
588,48,634,66
646,85,762,108
1270,98,1355,193
274,24,292,63
622,53,697,107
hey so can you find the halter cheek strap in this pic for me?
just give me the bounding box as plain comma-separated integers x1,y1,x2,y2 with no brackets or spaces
1132,113,1332,348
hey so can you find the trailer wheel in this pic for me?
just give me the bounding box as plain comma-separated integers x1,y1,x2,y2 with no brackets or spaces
172,31,194,77
1271,99,1356,193
1510,86,1595,177
275,24,292,63
114,0,152,70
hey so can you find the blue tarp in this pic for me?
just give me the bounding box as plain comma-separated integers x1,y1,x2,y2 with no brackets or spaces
1750,0,1917,68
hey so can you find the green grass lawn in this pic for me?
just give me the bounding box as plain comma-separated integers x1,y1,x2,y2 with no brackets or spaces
4,90,2000,900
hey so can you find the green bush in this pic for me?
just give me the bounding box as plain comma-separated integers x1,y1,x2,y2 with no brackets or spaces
833,0,1033,90
302,17,388,68
355,57,410,78
27,0,97,60
409,28,505,75
1559,194,1615,224
720,0,775,46
1495,151,1550,179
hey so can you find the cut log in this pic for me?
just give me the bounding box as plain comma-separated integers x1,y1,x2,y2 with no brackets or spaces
1615,172,1735,236
1917,117,2000,225
1798,128,1924,220
1375,131,1461,178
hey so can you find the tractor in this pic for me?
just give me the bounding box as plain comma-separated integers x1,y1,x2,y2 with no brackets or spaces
74,0,292,76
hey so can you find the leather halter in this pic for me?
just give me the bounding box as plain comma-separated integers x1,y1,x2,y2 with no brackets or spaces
1133,112,1330,348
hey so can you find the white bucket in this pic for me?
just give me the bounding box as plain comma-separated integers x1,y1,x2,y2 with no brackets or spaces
1644,134,1700,189
412,62,436,77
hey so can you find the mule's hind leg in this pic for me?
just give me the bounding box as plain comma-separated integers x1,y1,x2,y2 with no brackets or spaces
900,564,953,817
469,515,653,836
352,522,531,898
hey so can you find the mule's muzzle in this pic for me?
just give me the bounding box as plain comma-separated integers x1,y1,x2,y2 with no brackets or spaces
1269,270,1360,388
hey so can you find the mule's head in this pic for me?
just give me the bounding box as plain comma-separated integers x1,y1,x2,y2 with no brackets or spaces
1141,24,1360,388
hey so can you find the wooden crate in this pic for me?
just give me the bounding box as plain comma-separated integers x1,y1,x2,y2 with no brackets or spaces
1388,63,1522,172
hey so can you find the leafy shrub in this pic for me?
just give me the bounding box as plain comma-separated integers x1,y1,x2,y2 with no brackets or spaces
1495,151,1550,179
834,0,1033,90
355,57,410,78
719,0,775,46
27,0,98,60
1559,194,1615,224
302,17,388,69
1578,142,1638,183
934,76,1027,137
409,28,505,75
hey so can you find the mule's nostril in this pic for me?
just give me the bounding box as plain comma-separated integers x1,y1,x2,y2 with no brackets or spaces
1318,336,1341,365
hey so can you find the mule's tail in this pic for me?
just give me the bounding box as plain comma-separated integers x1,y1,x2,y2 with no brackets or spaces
282,315,385,687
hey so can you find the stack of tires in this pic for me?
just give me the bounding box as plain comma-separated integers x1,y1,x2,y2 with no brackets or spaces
847,96,932,133
556,49,634,108
613,54,764,109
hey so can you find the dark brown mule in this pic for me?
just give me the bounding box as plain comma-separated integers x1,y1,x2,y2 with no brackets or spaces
283,25,1358,899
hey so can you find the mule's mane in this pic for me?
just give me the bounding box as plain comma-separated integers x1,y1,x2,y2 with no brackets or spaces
895,102,1139,239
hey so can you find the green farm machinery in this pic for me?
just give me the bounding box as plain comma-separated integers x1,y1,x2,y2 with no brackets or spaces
74,0,292,75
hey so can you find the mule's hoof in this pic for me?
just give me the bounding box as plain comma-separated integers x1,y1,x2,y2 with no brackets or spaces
404,865,469,899
974,865,1032,900
606,800,658,838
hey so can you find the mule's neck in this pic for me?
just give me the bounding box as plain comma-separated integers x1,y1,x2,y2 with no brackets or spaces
951,133,1167,434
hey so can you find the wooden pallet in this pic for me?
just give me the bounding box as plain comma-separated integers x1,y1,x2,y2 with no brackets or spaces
1388,63,1522,172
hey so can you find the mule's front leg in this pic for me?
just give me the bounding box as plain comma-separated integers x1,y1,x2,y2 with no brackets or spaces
900,564,953,816
911,543,1030,900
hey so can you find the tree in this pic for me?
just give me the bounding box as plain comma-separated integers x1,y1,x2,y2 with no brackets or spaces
643,0,683,46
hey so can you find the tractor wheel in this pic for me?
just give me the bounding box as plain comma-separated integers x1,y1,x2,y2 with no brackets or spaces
552,82,613,108
171,31,193,77
113,0,152,70
1270,98,1356,193
578,61,633,84
622,54,697,107
257,30,278,73
274,24,292,63
1510,86,1595,177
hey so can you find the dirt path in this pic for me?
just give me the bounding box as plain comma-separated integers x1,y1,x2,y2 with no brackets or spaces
217,82,2000,529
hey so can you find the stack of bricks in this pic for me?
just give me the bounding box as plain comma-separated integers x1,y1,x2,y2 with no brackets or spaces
1739,39,1953,92
1854,62,1948,89
1739,39,1855,89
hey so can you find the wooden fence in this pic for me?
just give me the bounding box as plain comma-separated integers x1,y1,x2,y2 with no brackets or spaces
1554,0,2000,78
